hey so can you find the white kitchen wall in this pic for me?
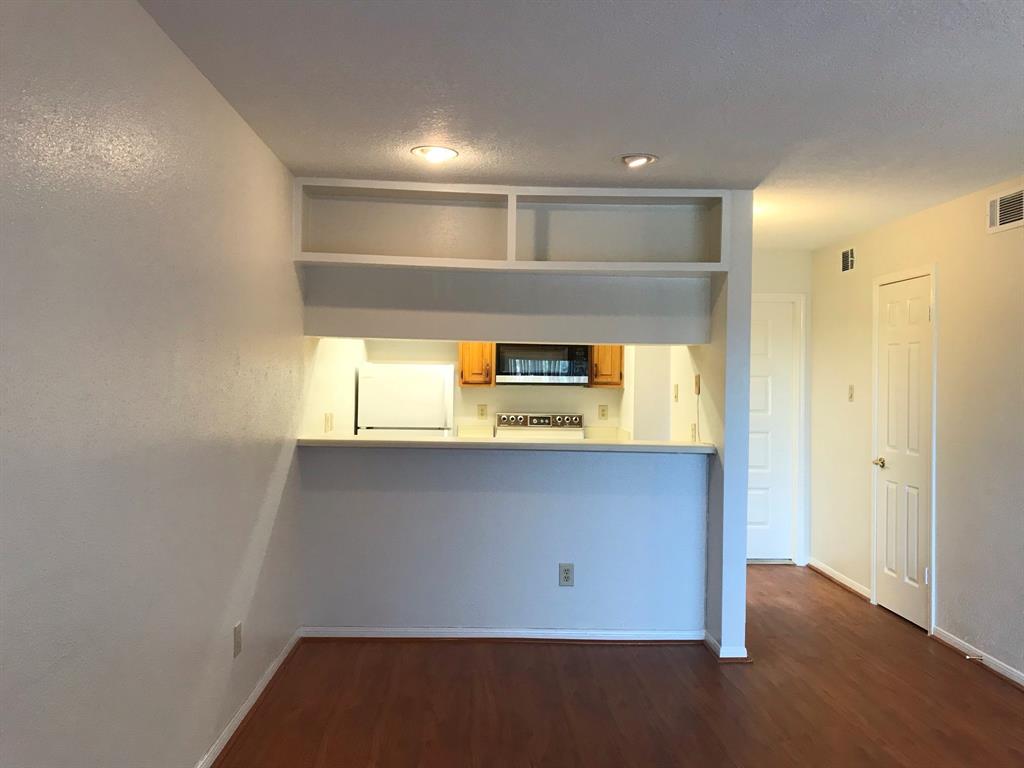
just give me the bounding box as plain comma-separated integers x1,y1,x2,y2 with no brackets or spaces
364,339,457,364
0,2,303,767
620,345,637,437
302,338,367,437
671,346,700,442
300,447,708,635
810,177,1024,677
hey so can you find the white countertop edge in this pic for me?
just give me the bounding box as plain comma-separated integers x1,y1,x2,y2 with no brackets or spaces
296,437,716,455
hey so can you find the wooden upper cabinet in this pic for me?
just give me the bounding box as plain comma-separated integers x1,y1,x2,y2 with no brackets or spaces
590,345,624,387
458,342,495,386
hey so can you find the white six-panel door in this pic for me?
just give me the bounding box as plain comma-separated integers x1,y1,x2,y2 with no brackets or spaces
748,300,797,560
874,275,932,629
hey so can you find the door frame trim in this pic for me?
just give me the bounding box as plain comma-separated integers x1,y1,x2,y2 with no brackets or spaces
869,265,938,632
751,293,809,566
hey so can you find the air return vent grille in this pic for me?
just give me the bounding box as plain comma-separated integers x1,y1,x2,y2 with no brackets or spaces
841,248,855,272
988,189,1023,233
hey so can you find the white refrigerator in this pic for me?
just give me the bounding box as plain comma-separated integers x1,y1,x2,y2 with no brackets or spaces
356,363,455,438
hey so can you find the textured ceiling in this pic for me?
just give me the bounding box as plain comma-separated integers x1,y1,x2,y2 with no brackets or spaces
140,0,1024,251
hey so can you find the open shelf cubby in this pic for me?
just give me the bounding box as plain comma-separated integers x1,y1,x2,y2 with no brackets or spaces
515,195,722,265
295,180,731,276
301,184,508,262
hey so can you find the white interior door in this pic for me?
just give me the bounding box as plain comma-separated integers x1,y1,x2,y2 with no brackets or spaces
748,300,797,559
874,275,932,629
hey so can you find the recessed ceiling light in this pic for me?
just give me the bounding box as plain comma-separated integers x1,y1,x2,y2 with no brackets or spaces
621,153,658,169
411,145,459,163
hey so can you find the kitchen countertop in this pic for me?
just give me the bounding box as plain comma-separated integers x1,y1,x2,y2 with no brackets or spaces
297,435,716,455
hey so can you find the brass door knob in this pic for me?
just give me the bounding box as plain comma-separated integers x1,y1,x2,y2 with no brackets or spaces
872,457,886,468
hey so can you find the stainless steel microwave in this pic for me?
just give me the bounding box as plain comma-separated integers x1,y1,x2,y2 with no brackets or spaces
494,344,590,385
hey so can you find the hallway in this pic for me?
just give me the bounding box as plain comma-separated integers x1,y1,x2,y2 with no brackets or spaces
214,565,1024,767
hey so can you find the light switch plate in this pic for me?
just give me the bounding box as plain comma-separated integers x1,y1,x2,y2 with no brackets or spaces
233,622,242,658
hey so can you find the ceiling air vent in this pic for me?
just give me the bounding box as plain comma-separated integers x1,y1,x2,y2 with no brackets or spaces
988,189,1023,233
841,248,855,272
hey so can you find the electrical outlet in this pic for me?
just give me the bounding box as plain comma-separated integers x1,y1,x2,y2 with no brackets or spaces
323,412,334,433
233,622,242,658
598,404,609,420
693,374,701,396
690,423,697,441
477,403,488,419
848,385,855,402
558,562,574,587
673,383,679,402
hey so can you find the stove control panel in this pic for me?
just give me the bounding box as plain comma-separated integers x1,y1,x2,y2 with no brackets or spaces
496,412,583,428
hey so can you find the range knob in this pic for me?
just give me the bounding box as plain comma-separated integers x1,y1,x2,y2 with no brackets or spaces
499,414,509,424
517,415,525,424
555,416,563,424
572,415,581,424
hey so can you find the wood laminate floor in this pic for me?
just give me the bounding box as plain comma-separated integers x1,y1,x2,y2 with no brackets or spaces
215,565,1024,767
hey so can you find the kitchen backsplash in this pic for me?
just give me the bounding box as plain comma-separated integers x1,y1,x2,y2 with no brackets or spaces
455,386,621,429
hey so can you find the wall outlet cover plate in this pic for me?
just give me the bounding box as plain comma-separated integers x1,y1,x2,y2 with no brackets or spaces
559,562,574,587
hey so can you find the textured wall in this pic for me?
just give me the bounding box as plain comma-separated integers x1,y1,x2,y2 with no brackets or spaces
300,448,707,633
752,249,812,295
0,2,303,766
810,177,1024,673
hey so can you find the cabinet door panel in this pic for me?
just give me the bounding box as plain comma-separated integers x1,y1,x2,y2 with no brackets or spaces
459,342,495,386
590,345,623,387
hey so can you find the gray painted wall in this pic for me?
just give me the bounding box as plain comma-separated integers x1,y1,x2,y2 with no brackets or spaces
0,2,304,765
300,448,708,633
303,264,712,344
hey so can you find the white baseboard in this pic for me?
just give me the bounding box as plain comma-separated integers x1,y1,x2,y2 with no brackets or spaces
932,626,1024,688
702,632,747,659
301,626,706,642
808,558,871,599
718,645,748,658
194,629,301,768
